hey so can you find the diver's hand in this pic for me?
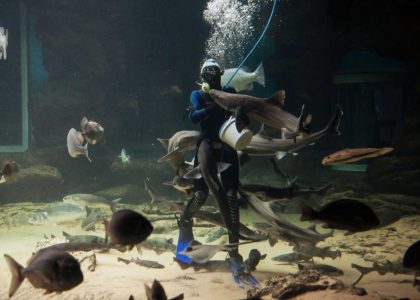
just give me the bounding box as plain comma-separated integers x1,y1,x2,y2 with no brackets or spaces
228,256,259,289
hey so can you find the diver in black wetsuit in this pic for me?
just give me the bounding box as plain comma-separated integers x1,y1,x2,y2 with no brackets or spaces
175,59,258,287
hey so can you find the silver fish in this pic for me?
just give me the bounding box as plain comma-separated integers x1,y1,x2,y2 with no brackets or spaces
28,203,86,225
157,130,201,176
67,128,91,162
221,63,265,92
63,193,121,212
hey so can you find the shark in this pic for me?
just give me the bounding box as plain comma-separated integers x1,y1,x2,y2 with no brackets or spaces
243,104,343,159
208,89,311,137
157,130,201,176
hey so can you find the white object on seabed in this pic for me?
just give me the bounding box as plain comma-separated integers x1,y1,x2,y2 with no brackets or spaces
0,27,8,60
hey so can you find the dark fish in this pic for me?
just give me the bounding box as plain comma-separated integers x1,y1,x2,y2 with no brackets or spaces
271,252,313,264
293,244,341,261
403,240,420,287
80,116,104,145
0,159,20,183
4,248,83,297
297,262,344,276
209,89,311,137
67,128,91,162
62,231,105,244
244,249,267,272
322,147,393,165
163,176,194,195
104,209,153,249
300,198,380,232
144,279,184,300
117,257,164,269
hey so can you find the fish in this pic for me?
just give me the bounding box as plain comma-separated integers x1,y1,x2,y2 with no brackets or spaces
136,237,176,255
244,105,343,159
351,260,413,286
28,203,86,225
297,263,344,276
271,252,313,264
243,192,333,246
293,244,341,261
403,240,420,287
205,227,226,243
243,249,267,272
118,148,130,164
80,206,105,231
117,257,164,269
104,209,153,249
179,240,256,264
208,89,311,137
144,178,185,211
0,159,20,183
4,248,83,297
0,27,8,60
157,130,201,176
239,182,332,201
322,147,394,165
300,198,380,232
221,63,265,92
63,193,121,212
80,116,104,145
163,176,194,194
67,128,91,162
62,231,106,244
144,280,184,300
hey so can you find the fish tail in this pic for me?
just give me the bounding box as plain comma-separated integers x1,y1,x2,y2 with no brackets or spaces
327,104,343,136
299,200,315,221
4,254,25,297
254,63,265,87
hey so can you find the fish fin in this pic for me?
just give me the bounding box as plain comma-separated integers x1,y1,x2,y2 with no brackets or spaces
170,294,185,300
299,200,315,221
253,63,265,87
151,280,167,299
129,295,135,300
167,238,174,244
4,254,25,297
156,138,169,150
295,104,311,136
183,166,202,179
184,158,195,166
110,198,122,212
261,254,267,260
80,116,88,130
85,206,92,216
307,224,318,233
216,162,231,174
266,90,285,107
268,235,278,247
280,128,293,139
135,244,143,255
326,104,343,136
297,263,304,271
275,151,287,160
62,231,70,237
157,147,180,163
235,107,250,132
144,283,152,300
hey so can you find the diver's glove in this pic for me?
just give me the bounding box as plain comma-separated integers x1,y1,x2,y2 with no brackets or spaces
228,254,259,289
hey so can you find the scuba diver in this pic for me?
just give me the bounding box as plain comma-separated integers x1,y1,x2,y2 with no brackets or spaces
175,58,258,288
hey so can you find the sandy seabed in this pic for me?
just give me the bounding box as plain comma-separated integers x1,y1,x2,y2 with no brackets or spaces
0,203,419,300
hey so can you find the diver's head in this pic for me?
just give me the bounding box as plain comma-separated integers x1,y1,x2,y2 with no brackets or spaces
200,59,223,89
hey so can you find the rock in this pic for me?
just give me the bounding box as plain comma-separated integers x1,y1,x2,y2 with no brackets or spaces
247,269,345,300
0,164,63,203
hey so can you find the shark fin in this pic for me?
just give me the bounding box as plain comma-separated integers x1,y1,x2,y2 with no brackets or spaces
261,253,267,260
253,63,265,87
183,166,202,179
235,107,250,132
266,90,285,107
62,231,70,237
144,283,152,300
299,200,315,221
327,104,343,136
256,124,271,139
157,147,180,163
4,254,25,297
80,116,88,130
275,151,287,160
217,162,232,173
156,138,169,150
129,295,135,300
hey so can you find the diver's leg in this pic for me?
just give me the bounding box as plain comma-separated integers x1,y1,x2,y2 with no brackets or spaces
175,178,208,264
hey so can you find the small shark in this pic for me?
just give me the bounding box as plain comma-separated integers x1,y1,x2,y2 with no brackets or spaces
221,63,265,92
0,27,8,60
209,89,311,137
244,105,343,159
157,130,201,176
118,148,130,164
322,147,393,165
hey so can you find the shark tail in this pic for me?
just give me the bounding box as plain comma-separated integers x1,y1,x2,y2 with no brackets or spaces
4,254,25,297
327,104,343,136
253,63,265,87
